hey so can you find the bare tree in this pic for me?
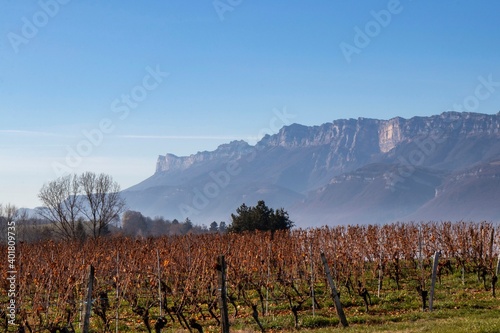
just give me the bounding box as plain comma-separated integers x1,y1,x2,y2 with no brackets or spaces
37,173,126,240
37,175,82,241
15,209,29,242
0,204,6,241
0,204,18,244
79,172,125,239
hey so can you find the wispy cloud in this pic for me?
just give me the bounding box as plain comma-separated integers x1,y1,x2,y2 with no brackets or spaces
0,144,68,148
0,130,75,138
115,134,246,140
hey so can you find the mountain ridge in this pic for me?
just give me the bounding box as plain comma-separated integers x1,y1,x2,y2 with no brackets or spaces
123,111,500,227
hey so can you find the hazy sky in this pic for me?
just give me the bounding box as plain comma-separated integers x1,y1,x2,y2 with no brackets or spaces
1,1,500,208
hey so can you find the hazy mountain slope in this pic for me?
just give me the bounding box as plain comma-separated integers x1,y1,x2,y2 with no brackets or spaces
122,111,500,226
290,164,447,226
405,160,500,222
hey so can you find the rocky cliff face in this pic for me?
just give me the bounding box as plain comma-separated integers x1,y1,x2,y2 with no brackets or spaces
124,112,500,226
378,117,403,153
156,140,253,172
155,112,500,174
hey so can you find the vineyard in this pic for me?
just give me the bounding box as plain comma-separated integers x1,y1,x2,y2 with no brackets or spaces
1,221,500,332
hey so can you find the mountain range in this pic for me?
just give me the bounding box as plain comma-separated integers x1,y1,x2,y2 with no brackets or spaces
122,111,500,227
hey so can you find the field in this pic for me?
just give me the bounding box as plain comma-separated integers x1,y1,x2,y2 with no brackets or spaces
1,221,499,332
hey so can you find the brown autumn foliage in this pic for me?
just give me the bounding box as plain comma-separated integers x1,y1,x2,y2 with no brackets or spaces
1,221,498,332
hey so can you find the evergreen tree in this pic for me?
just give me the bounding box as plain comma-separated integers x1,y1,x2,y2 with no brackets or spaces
209,221,219,232
228,200,293,233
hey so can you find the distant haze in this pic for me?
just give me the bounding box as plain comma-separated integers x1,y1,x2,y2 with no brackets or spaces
122,111,500,227
2,2,500,208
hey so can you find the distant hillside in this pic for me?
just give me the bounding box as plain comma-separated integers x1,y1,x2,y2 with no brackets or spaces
122,111,500,227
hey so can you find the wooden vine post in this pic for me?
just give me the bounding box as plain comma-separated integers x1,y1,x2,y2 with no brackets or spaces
310,241,315,317
157,249,162,316
493,255,500,298
217,255,230,333
429,251,440,311
82,264,95,333
488,228,496,298
320,253,348,328
418,225,424,288
116,253,119,333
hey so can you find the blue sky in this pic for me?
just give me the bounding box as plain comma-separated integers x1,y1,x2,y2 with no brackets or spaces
1,0,500,208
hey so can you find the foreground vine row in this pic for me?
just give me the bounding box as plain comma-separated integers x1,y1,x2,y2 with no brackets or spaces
1,221,499,332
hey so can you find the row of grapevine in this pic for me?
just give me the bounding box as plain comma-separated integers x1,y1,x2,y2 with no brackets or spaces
1,221,498,332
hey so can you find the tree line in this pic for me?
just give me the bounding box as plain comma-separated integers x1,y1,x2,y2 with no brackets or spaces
121,211,228,237
1,172,293,244
6,221,498,332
